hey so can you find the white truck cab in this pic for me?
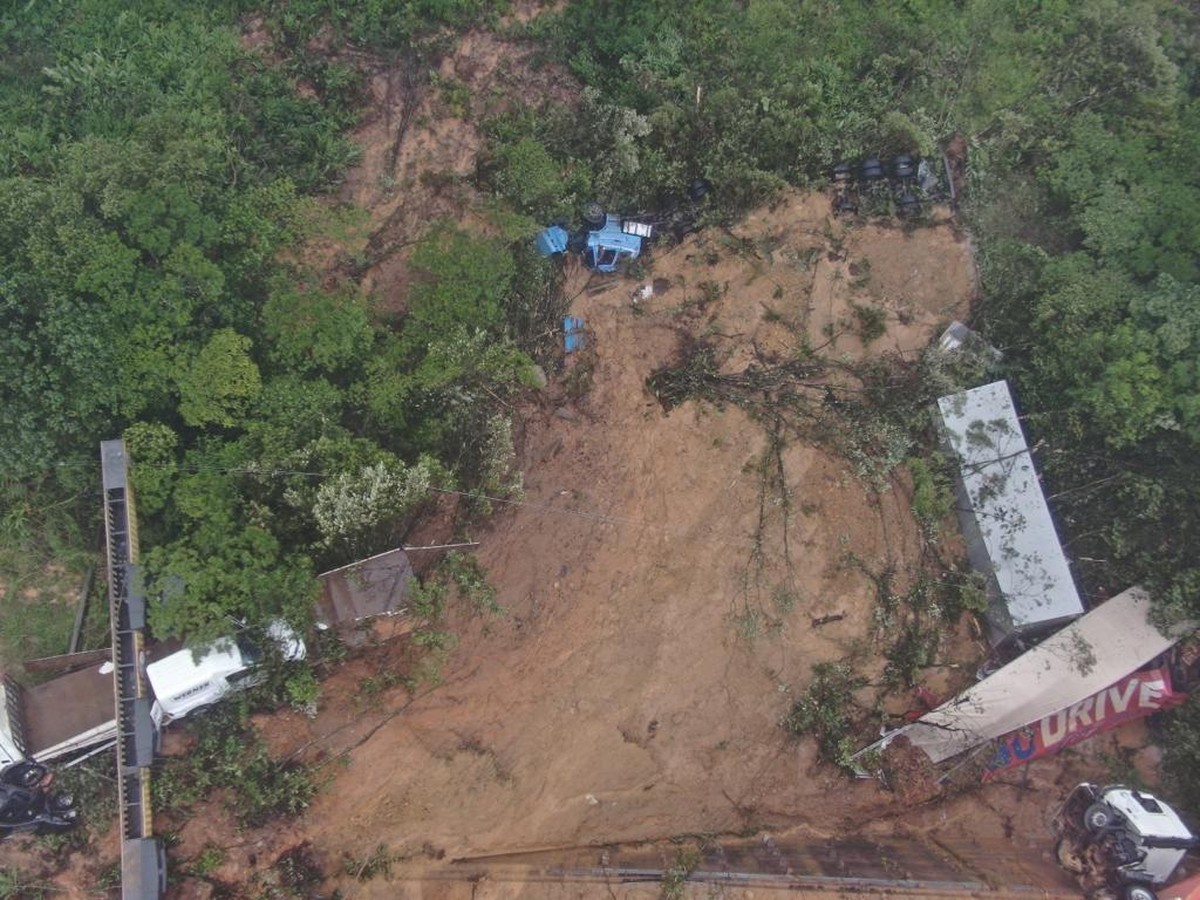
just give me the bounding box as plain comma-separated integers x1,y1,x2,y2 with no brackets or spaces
1091,787,1197,887
146,621,305,724
1055,782,1200,900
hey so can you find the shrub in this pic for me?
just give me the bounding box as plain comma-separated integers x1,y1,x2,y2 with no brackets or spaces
152,703,320,827
783,661,870,770
486,137,566,218
906,455,953,537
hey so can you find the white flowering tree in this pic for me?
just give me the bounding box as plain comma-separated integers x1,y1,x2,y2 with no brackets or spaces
312,455,445,554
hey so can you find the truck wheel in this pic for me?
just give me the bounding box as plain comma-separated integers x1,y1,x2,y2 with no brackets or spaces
6,762,47,789
582,201,605,230
51,793,74,812
1124,885,1157,900
1085,802,1113,831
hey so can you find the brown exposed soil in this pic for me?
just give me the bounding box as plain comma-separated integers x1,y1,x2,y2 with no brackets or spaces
231,182,1098,898
282,189,983,877
328,30,576,314
0,25,1138,900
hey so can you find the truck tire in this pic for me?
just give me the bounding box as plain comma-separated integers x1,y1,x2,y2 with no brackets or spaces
50,793,74,812
1124,885,1158,900
1085,802,1113,831
189,704,215,719
582,201,605,230
892,154,916,180
860,158,886,181
4,762,47,788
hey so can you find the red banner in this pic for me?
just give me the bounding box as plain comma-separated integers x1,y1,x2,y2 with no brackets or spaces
983,667,1186,780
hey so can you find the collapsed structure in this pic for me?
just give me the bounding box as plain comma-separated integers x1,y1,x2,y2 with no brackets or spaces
853,379,1196,777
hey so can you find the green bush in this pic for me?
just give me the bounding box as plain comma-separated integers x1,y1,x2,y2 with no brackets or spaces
153,703,320,827
783,661,869,770
906,455,953,537
486,137,567,218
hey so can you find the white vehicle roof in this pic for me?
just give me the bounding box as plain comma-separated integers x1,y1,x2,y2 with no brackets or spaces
146,621,305,719
1105,788,1195,841
145,639,248,717
264,620,306,662
937,380,1083,635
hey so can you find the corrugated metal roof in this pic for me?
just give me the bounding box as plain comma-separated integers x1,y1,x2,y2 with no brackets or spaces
316,547,414,628
937,380,1083,632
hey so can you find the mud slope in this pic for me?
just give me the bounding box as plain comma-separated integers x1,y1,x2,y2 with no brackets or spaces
204,189,985,897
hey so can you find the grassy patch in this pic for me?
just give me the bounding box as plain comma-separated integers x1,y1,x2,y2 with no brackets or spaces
661,845,702,900
850,302,887,344
906,455,954,538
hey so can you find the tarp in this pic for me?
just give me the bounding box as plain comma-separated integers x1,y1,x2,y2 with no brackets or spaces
564,316,586,353
858,586,1185,765
982,666,1187,779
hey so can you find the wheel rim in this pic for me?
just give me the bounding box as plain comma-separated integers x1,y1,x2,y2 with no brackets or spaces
1085,802,1111,830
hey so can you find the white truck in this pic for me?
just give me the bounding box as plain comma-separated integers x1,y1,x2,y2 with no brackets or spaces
0,623,305,767
146,621,305,722
1054,783,1199,900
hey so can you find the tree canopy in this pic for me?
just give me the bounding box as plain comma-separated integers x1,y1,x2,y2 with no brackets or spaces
0,0,531,644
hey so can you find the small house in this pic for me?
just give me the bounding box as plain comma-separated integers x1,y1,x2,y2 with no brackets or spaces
316,547,415,641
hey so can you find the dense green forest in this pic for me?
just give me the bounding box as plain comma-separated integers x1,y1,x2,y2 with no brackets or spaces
2,0,1200,807
0,0,542,646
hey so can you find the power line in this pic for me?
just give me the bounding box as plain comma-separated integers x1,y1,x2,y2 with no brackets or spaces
32,455,770,552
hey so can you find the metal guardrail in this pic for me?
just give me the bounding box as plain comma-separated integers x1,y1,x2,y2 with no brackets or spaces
101,440,165,900
444,831,1081,898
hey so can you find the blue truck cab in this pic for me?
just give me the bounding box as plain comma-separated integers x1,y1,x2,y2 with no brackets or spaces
535,212,653,273
583,215,648,272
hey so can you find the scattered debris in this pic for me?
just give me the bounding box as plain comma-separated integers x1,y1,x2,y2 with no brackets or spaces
810,613,845,628
937,320,1002,363
563,315,586,353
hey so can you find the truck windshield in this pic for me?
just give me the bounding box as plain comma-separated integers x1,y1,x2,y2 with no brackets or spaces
235,635,264,666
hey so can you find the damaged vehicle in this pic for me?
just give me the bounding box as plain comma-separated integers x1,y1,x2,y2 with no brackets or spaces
0,761,78,838
1054,783,1199,900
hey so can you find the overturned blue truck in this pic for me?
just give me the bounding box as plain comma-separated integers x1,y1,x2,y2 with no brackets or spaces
535,180,711,273
535,210,649,273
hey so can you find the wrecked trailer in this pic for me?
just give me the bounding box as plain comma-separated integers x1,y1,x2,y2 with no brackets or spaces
854,586,1189,769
